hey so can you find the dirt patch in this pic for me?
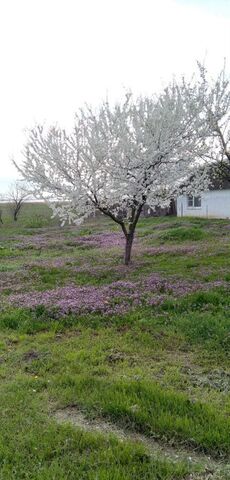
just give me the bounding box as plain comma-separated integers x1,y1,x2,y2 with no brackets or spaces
106,350,126,363
53,406,227,478
186,369,230,394
22,350,42,362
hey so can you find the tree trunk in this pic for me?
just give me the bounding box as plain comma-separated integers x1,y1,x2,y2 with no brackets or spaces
124,232,134,265
168,199,177,216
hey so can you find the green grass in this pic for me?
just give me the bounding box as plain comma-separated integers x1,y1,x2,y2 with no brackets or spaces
159,226,208,242
0,209,230,477
51,375,230,456
0,202,55,227
0,383,191,480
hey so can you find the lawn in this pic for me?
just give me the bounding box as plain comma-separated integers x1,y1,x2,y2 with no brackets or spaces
0,204,229,479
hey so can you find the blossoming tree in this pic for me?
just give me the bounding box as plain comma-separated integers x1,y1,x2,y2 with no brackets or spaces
192,64,230,180
16,87,210,264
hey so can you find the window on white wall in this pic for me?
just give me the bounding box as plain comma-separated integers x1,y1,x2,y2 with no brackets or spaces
187,195,201,208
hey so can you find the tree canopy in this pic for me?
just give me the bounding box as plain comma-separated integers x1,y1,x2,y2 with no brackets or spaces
16,64,229,263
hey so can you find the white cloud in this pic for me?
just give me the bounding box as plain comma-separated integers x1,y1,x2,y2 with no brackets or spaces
0,0,229,190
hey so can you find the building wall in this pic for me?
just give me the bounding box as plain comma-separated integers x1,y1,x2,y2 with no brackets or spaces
177,190,230,219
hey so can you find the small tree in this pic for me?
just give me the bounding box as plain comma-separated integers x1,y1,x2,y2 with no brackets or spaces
7,182,29,222
16,86,211,264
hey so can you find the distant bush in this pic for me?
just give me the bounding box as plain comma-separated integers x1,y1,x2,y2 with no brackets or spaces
160,227,206,242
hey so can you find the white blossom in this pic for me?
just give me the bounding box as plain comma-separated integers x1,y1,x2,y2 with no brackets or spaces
15,66,229,263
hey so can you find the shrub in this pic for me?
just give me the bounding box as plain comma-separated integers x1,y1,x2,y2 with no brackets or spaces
160,227,206,242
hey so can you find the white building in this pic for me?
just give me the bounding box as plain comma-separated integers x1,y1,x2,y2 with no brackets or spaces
177,189,230,219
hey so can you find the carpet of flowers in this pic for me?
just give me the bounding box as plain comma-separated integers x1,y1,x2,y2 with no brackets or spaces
1,226,228,317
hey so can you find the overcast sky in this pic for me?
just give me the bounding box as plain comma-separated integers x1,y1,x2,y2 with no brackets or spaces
0,0,229,192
